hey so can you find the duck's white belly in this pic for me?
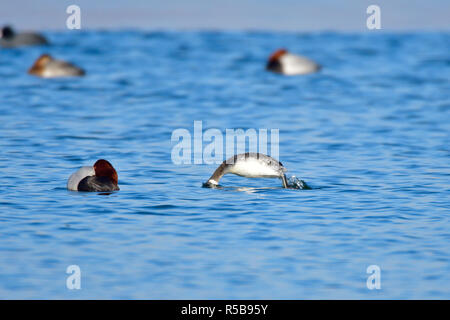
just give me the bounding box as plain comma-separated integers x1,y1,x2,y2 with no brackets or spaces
42,67,72,78
281,53,320,75
67,166,95,190
228,158,281,178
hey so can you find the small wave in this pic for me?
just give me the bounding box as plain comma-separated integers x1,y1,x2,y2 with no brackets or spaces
287,176,312,190
202,176,312,190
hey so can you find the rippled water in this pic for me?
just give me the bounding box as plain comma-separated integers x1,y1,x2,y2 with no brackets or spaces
0,31,449,299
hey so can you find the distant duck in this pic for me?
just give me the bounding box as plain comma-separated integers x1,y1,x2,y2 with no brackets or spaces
28,54,85,78
67,159,119,192
0,25,48,48
204,153,289,188
266,49,321,75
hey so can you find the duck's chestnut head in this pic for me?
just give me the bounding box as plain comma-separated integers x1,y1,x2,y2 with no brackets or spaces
93,159,118,186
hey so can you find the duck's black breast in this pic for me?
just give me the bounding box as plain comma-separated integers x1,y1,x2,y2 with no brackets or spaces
77,176,119,192
266,59,282,73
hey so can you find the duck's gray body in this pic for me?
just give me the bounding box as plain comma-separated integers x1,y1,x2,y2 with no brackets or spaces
0,26,48,48
40,59,85,78
206,153,289,188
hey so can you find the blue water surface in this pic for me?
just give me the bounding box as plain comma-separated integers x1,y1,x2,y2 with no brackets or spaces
0,31,449,299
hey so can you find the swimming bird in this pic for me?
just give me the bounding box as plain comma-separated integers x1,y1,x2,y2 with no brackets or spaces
204,153,289,188
28,54,85,78
0,25,48,48
266,49,321,75
67,159,119,192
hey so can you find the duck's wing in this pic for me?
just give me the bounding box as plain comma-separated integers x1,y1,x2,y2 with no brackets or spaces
49,60,85,76
77,176,119,192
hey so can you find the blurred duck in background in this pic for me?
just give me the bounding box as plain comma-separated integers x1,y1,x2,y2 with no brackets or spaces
266,49,321,75
28,54,85,78
0,25,48,48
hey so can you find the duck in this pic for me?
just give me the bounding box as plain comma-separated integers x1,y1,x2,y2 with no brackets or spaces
204,153,289,188
67,159,119,192
28,54,85,78
0,25,48,48
266,48,321,75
